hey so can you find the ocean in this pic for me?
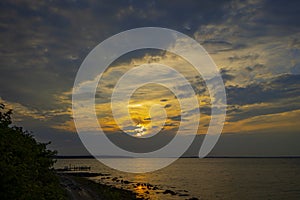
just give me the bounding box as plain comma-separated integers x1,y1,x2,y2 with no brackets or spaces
55,158,300,200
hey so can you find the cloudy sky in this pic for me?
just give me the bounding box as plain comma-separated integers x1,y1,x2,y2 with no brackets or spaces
1,0,300,156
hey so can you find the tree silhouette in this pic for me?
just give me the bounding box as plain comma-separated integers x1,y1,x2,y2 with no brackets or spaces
0,103,66,199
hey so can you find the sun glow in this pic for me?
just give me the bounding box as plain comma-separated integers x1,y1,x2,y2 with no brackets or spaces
134,124,147,137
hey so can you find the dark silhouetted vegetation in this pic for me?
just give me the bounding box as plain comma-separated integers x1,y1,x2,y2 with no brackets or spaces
0,104,67,200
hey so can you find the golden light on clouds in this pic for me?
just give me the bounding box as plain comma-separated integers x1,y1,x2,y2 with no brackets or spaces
97,83,182,137
6,39,297,139
53,50,216,136
224,109,300,134
93,50,205,136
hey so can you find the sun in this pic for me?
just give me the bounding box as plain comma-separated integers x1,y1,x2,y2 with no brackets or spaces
134,124,147,137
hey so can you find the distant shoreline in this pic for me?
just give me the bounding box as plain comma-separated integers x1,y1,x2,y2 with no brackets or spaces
54,155,300,159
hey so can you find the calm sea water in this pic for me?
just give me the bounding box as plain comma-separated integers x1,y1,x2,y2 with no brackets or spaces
55,158,300,200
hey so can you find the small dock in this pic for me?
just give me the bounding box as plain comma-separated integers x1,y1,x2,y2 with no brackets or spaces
56,165,91,172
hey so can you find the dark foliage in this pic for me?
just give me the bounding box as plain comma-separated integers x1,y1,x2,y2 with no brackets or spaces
0,103,67,200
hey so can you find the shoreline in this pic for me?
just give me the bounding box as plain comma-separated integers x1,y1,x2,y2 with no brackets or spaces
58,173,144,200
54,155,300,159
57,171,199,200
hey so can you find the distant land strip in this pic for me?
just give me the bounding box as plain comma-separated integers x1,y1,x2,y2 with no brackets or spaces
54,155,300,159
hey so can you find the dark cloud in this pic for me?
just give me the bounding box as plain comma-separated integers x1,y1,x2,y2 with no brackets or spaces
220,0,300,39
164,104,172,108
228,103,300,122
123,125,137,132
227,74,300,106
220,68,235,83
245,64,265,72
200,40,241,53
228,54,260,63
160,99,168,102
199,106,211,116
188,76,208,96
164,123,177,127
0,68,71,110
226,74,300,121
260,0,300,28
169,115,181,121
291,63,300,74
51,114,72,124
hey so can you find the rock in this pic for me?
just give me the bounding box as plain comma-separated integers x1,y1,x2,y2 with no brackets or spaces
99,173,110,176
188,197,199,200
153,186,159,190
178,193,189,196
163,189,177,195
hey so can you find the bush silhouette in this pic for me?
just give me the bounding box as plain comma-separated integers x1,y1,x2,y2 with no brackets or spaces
0,103,67,199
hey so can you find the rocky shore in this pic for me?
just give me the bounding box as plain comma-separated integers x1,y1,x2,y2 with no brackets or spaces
57,172,200,200
58,173,143,200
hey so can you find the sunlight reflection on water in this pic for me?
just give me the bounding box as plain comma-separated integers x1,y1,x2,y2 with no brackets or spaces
55,158,300,200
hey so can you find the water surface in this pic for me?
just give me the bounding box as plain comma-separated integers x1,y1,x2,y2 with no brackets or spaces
55,158,300,200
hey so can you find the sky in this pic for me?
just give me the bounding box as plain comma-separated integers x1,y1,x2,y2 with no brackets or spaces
0,0,300,156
